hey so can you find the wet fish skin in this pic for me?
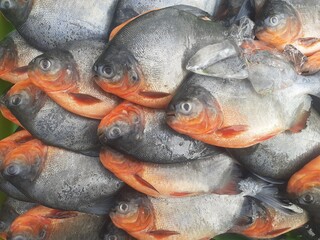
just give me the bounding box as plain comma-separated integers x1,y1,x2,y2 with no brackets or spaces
110,187,307,239
166,69,319,148
0,0,119,50
8,205,106,240
1,139,124,215
0,130,33,201
3,80,101,156
0,31,42,84
28,40,121,119
100,146,240,197
93,6,228,108
228,108,320,180
113,0,223,27
0,198,37,232
98,101,224,164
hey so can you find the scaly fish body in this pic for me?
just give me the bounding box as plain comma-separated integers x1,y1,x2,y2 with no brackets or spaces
28,40,121,119
2,139,123,215
100,146,240,197
2,80,101,156
94,6,228,108
0,0,119,50
8,205,106,240
98,101,223,163
229,108,320,180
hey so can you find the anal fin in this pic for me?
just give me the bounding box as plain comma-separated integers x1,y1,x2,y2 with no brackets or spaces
147,230,180,239
216,125,248,138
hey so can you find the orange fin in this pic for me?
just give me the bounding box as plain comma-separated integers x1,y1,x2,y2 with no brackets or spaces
170,192,192,197
300,51,320,75
69,92,102,105
213,181,239,195
289,105,310,133
266,227,291,237
45,211,78,219
297,37,320,47
216,125,248,138
138,91,171,99
148,230,180,239
134,174,159,194
255,132,279,142
10,66,29,75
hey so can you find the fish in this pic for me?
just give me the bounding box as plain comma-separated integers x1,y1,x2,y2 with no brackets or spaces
7,205,106,240
103,218,136,240
228,108,320,180
167,49,320,148
98,101,224,164
2,80,101,156
287,155,320,218
110,186,307,239
0,197,37,232
0,31,42,84
112,0,224,27
0,130,33,201
93,5,229,108
1,139,123,215
255,0,320,74
0,0,119,50
28,40,121,119
100,146,241,197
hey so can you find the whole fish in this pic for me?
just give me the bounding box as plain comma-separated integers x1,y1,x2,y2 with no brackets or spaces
93,6,229,108
2,139,123,215
255,0,320,74
0,0,119,50
228,108,320,180
103,219,136,240
287,155,320,218
110,188,307,240
98,101,224,163
167,50,320,148
2,80,101,156
28,40,121,119
100,146,241,197
0,130,33,201
0,31,42,84
7,205,106,240
112,0,224,27
0,198,37,232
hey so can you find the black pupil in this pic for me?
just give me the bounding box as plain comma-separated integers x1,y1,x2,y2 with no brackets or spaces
270,17,278,24
182,103,190,112
110,127,121,138
11,95,21,106
40,58,51,70
3,0,11,9
103,65,113,76
303,194,314,203
119,203,128,212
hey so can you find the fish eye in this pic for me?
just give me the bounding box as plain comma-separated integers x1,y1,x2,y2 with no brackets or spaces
100,64,115,79
105,235,117,240
268,16,279,26
0,0,13,9
4,164,21,176
129,69,139,82
117,202,130,214
302,193,314,204
10,94,22,106
178,101,193,115
107,126,122,140
39,58,52,71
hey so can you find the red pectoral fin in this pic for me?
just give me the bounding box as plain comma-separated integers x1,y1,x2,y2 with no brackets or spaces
134,174,159,194
45,210,78,219
170,192,192,197
148,230,180,239
138,91,171,99
11,66,29,75
216,125,248,138
69,93,102,105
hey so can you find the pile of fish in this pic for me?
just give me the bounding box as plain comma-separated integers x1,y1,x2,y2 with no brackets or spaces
1,0,320,239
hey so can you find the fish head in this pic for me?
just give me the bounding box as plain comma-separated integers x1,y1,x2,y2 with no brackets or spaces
0,35,18,76
287,156,320,215
255,0,301,49
104,220,135,240
2,139,46,182
0,0,33,27
98,102,145,147
234,199,308,238
110,190,154,234
28,49,78,92
8,214,50,240
4,80,46,117
167,84,223,135
93,46,143,99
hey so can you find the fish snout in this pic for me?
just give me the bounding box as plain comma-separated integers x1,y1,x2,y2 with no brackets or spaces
0,36,16,74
